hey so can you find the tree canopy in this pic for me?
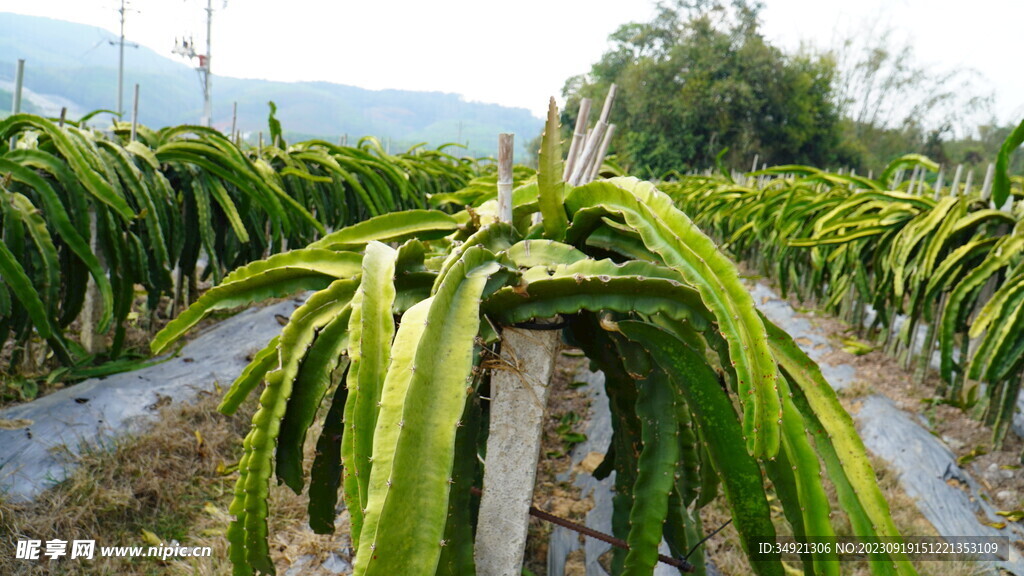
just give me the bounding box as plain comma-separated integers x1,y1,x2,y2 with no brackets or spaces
562,0,844,177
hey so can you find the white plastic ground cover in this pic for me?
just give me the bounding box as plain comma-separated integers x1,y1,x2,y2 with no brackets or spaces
0,297,305,503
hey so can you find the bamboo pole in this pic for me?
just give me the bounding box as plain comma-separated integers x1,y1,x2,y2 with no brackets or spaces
475,134,560,576
597,83,617,124
571,125,606,185
575,127,593,176
569,85,617,185
587,123,616,182
495,133,514,224
563,98,591,180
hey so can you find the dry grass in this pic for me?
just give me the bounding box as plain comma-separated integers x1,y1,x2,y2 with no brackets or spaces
0,386,349,576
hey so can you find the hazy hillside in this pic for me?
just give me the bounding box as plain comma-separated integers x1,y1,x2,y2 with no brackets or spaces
0,12,542,158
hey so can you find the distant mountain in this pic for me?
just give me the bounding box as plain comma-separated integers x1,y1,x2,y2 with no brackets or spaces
0,12,543,158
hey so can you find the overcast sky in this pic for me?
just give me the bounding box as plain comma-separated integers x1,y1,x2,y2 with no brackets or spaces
2,0,1022,124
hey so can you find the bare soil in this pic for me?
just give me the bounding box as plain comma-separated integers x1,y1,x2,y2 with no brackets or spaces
523,353,595,576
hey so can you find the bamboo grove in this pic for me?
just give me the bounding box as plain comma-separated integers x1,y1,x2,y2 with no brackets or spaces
664,121,1024,450
153,100,916,576
0,108,478,375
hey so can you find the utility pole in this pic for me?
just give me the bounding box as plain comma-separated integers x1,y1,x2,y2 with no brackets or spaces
111,0,139,118
202,0,212,127
118,0,125,117
173,0,222,127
